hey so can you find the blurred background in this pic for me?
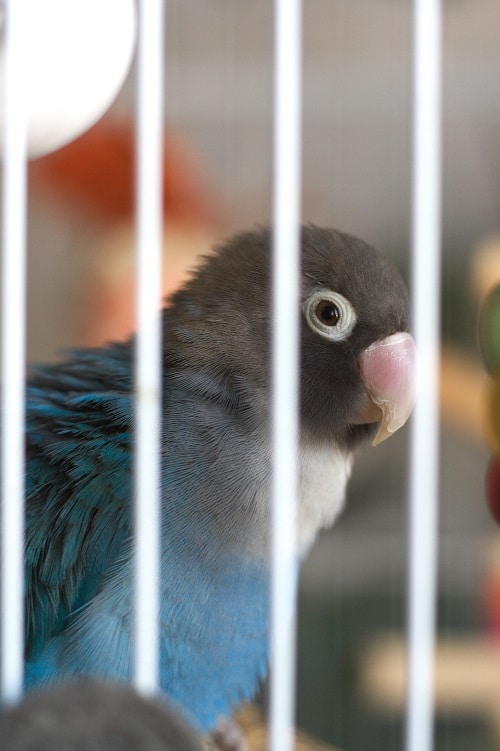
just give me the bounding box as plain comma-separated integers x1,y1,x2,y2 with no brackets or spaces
19,1,500,749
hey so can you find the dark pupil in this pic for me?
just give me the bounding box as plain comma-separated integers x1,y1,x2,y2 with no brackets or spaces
316,300,340,326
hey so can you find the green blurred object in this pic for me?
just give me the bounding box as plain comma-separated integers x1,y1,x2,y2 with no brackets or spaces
479,284,500,376
492,380,500,448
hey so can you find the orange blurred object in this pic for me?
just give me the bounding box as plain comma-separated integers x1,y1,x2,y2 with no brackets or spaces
30,116,226,346
30,116,223,229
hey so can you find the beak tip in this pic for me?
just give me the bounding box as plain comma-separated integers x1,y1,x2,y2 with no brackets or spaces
370,432,385,447
370,422,397,447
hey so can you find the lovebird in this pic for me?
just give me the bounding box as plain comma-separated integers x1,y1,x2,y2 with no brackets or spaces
21,226,415,734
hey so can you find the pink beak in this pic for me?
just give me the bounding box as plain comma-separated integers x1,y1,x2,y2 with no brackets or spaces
357,332,416,446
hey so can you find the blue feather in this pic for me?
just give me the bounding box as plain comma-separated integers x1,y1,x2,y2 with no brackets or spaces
22,339,272,732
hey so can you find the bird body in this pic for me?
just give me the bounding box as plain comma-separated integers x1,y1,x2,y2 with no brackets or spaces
16,227,414,731
24,343,271,728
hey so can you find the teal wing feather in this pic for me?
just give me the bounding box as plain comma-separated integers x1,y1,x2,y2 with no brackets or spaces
24,344,134,659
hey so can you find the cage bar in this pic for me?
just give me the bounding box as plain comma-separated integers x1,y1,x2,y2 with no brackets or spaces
133,0,164,696
0,0,28,706
269,2,303,750
406,1,442,750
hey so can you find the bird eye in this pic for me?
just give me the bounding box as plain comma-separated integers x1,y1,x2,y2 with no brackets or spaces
303,289,357,341
315,300,340,326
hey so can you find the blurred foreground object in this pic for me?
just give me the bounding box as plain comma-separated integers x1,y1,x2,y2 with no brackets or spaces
0,680,203,751
0,685,344,750
0,0,136,158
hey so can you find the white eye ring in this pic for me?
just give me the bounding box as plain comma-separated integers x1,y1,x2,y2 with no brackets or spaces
303,289,357,341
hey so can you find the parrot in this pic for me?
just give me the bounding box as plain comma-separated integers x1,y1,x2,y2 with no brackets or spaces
0,679,203,751
18,225,415,734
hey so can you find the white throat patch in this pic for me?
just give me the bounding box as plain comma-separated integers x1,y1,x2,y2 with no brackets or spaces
297,444,353,554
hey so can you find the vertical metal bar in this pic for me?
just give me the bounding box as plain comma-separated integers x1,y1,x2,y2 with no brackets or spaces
270,2,302,750
134,0,164,695
0,0,27,705
406,1,442,750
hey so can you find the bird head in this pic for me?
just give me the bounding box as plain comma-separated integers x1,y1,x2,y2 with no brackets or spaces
299,226,415,448
166,225,415,450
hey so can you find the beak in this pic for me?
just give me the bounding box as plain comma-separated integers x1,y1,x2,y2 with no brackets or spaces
357,332,416,446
